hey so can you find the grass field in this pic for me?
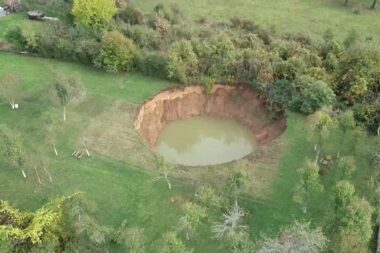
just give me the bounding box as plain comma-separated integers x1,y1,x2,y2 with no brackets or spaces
135,0,380,41
0,51,379,251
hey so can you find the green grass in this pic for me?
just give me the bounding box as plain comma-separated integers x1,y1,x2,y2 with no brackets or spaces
0,51,379,252
135,0,380,41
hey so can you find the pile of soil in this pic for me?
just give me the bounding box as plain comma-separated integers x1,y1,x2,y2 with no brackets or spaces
135,84,287,147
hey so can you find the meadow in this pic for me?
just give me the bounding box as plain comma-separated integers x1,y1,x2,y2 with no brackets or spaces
135,0,380,41
0,0,379,251
0,51,378,251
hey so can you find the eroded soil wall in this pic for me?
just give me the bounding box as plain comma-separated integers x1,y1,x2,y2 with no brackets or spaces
135,84,286,147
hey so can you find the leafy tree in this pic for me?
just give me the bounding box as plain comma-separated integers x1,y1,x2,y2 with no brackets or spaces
339,110,356,144
336,199,374,253
290,76,335,114
0,74,22,109
371,0,378,9
334,180,356,210
156,157,175,190
293,160,324,213
72,0,117,29
309,110,337,160
333,180,373,251
224,170,249,199
157,231,191,253
42,111,61,156
337,156,356,178
222,230,254,253
0,125,26,178
257,221,327,253
196,186,223,209
52,73,85,122
167,40,199,84
96,31,137,73
177,202,207,240
114,220,145,253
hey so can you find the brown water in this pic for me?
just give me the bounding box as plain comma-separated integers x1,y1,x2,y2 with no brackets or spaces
156,116,257,166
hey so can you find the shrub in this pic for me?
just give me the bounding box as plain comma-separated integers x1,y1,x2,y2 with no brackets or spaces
118,7,145,25
353,102,380,134
72,0,117,29
290,76,335,114
124,25,156,49
167,40,199,83
96,31,137,73
137,51,168,79
5,25,37,51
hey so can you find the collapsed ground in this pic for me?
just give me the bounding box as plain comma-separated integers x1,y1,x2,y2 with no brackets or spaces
0,51,379,252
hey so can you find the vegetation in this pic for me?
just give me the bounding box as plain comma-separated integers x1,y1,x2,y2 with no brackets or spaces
0,0,379,252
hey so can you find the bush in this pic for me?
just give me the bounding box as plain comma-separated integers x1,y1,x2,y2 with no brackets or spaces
5,25,37,51
167,40,199,83
72,0,117,29
290,76,335,114
137,51,168,79
124,25,157,49
96,31,137,73
118,7,145,25
353,102,380,134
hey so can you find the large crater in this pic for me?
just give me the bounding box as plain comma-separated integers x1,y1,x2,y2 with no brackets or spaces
135,84,286,164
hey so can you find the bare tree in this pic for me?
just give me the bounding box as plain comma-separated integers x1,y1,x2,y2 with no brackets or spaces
212,201,246,239
257,221,327,253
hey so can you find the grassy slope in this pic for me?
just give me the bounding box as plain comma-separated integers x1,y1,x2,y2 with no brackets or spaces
0,52,378,252
135,0,380,41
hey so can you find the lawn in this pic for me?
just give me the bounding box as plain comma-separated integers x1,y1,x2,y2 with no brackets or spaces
135,0,380,41
0,51,379,252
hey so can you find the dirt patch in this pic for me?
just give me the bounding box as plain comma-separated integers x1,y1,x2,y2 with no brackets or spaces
135,84,286,147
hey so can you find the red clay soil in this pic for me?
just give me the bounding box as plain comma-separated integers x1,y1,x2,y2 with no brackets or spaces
135,84,287,147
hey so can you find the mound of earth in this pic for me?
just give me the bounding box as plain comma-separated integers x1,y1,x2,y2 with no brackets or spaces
135,84,287,147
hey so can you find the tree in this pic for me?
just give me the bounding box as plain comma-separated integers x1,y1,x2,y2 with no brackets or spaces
293,160,324,213
334,180,355,210
337,156,356,178
52,74,85,122
167,40,199,84
5,0,21,12
336,199,374,253
177,202,207,240
72,0,117,29
257,221,327,253
339,110,356,144
0,74,22,109
0,125,26,178
333,180,374,252
371,0,377,9
97,31,137,73
224,170,249,199
156,157,175,190
212,201,246,239
114,220,145,253
157,231,191,253
196,186,223,209
42,111,60,156
309,109,337,162
290,77,335,115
